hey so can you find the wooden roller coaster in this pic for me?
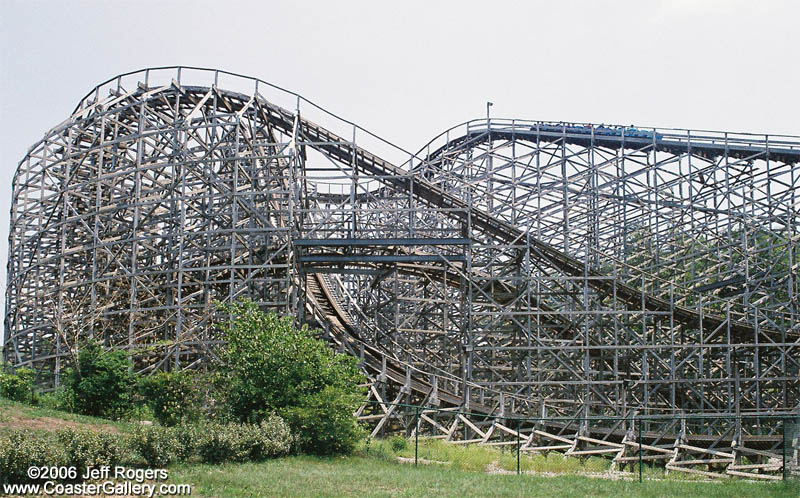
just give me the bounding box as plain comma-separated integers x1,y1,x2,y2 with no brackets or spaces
5,67,799,479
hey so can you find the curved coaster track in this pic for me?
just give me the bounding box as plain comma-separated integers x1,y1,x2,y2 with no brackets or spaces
4,67,799,479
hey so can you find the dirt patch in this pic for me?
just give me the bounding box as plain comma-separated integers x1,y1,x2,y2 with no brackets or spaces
482,461,644,480
2,413,120,433
397,456,451,466
485,461,508,474
484,465,714,482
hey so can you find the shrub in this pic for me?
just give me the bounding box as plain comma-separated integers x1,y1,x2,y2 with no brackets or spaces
57,428,127,470
219,301,364,422
126,403,156,423
281,385,364,456
37,387,75,412
0,366,36,404
138,370,201,426
129,426,180,467
0,430,64,484
218,300,365,454
198,370,234,423
240,415,295,460
197,417,294,464
197,423,249,464
67,339,137,419
172,424,202,462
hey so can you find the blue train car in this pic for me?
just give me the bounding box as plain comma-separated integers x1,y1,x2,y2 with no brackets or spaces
533,123,663,141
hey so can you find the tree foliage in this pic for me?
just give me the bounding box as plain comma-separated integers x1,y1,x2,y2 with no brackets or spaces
218,300,365,454
281,385,364,455
138,370,202,426
67,338,137,419
0,365,36,403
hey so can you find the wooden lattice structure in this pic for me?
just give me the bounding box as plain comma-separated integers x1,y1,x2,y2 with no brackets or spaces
4,67,799,478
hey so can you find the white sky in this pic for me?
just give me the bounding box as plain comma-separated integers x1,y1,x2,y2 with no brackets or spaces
1,0,799,337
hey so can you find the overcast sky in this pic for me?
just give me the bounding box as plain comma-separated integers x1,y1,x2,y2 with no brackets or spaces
1,0,798,331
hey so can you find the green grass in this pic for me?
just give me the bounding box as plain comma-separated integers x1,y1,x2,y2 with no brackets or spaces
376,437,591,473
2,397,798,496
171,455,800,497
363,437,677,476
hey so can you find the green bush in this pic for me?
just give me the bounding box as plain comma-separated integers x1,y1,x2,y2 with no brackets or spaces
67,339,137,419
37,387,75,412
0,430,64,484
129,425,180,467
172,424,202,462
196,370,235,423
0,366,36,404
57,428,127,470
218,300,365,454
197,417,294,464
126,403,156,423
197,423,249,464
240,415,295,460
281,385,364,456
138,370,201,426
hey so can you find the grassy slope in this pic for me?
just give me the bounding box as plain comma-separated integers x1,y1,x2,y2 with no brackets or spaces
0,397,136,434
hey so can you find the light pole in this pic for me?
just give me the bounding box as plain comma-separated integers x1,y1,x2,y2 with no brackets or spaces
486,101,493,127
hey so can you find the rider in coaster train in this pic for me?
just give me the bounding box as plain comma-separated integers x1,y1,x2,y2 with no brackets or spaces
532,123,662,140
